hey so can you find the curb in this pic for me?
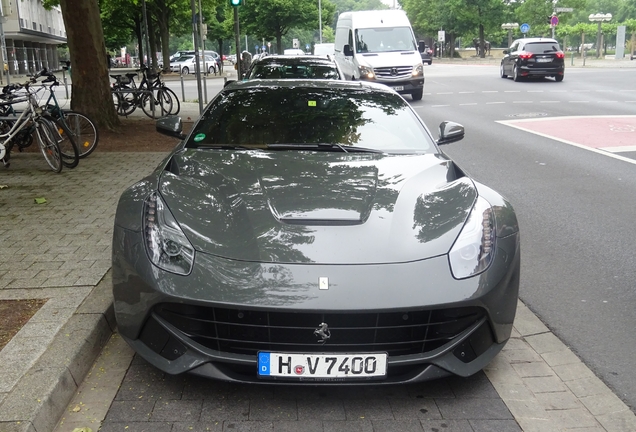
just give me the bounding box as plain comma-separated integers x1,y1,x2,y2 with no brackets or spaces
0,273,115,432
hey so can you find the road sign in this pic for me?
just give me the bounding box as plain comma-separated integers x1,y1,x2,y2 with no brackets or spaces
551,16,559,26
556,7,573,12
306,44,310,50
267,42,271,48
255,45,259,51
520,23,530,34
438,30,445,42
293,38,299,48
262,45,266,51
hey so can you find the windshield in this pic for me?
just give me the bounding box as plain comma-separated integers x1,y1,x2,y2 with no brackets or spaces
186,86,435,153
355,27,416,53
248,63,340,80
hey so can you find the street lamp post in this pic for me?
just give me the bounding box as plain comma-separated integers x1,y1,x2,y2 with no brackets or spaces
318,0,323,44
501,23,519,47
589,13,612,58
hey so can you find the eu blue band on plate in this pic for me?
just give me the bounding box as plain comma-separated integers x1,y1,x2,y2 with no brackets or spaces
258,352,270,375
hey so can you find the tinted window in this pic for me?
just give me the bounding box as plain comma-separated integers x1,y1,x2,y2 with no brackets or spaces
248,63,339,80
187,87,435,153
524,42,561,53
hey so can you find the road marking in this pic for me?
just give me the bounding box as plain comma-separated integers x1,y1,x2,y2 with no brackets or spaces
460,103,478,106
459,91,475,94
572,90,591,92
513,101,533,103
431,105,450,107
437,92,453,95
504,90,521,93
600,145,636,153
486,102,506,104
540,101,560,103
549,90,567,93
482,91,499,93
569,101,590,103
527,90,544,93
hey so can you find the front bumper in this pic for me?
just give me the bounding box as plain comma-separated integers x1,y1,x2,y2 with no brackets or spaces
112,225,520,384
360,77,425,94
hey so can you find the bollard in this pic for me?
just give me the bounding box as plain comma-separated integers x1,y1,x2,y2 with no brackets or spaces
203,75,208,104
62,69,69,99
180,74,185,102
571,52,574,66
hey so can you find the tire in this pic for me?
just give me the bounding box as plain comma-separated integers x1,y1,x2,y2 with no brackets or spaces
141,88,173,119
555,74,564,82
43,116,79,169
181,66,189,75
35,119,62,173
427,61,432,65
61,111,99,158
513,64,521,82
112,89,136,116
411,89,423,101
161,87,181,115
500,63,507,78
208,66,216,75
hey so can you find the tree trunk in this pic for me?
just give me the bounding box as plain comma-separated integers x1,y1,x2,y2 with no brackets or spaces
148,16,158,69
156,10,171,73
276,31,282,55
217,39,224,73
59,0,120,131
479,24,485,59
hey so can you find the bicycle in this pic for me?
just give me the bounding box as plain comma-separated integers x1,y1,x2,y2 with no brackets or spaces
0,83,66,172
36,70,99,158
111,65,179,118
0,71,80,169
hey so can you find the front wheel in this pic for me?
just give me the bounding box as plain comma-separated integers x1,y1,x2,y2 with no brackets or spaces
181,66,189,75
411,89,423,101
45,116,79,169
161,87,181,116
35,119,63,173
141,89,173,119
208,66,217,75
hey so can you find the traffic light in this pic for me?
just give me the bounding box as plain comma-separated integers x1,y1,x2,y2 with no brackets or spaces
230,0,243,6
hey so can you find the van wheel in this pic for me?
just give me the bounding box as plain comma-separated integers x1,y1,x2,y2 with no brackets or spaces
411,89,423,101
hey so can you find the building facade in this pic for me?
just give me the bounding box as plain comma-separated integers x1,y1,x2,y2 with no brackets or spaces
1,0,66,76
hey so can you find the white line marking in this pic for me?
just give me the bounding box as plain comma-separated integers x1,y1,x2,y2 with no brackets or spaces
540,101,560,103
437,92,453,95
572,90,591,93
459,103,478,106
597,101,618,103
504,91,521,93
527,91,544,93
431,105,450,108
550,90,567,93
513,101,533,103
459,91,475,94
600,145,636,153
482,91,499,93
569,101,590,103
486,102,506,104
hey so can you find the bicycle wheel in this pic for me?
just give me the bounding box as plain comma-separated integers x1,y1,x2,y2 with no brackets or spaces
60,111,99,158
141,88,173,119
162,87,180,115
42,116,79,169
35,119,63,173
112,88,136,116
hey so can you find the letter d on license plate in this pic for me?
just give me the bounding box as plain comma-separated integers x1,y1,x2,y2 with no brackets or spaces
258,352,387,379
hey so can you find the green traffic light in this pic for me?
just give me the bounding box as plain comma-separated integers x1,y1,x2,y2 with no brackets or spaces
230,0,242,6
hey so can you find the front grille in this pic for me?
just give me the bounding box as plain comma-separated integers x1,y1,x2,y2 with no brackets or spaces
154,304,484,357
374,66,413,79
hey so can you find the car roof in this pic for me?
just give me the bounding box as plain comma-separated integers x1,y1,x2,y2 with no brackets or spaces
224,78,396,94
252,55,337,65
514,37,558,44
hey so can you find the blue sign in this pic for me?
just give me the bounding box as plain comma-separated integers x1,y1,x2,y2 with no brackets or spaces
520,23,530,34
262,45,266,51
255,45,259,50
306,44,310,49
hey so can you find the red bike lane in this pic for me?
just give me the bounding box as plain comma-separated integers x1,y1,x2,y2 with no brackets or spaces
497,115,636,158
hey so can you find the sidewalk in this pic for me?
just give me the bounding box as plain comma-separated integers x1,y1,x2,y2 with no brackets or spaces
1,64,636,432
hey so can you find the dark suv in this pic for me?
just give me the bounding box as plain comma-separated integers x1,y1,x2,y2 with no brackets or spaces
500,38,565,82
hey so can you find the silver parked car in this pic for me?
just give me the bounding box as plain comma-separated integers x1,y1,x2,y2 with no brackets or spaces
112,79,520,384
169,54,217,75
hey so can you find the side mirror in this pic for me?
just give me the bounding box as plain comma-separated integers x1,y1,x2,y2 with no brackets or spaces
224,79,236,87
437,121,464,145
343,44,353,57
156,116,187,140
502,49,509,55
418,41,427,53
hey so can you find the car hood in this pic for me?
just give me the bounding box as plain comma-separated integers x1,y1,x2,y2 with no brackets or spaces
358,51,422,68
159,149,477,264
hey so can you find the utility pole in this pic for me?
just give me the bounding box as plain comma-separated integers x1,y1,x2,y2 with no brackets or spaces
234,7,241,78
191,0,203,113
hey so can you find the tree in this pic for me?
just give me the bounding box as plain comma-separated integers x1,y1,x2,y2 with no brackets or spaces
53,0,121,131
241,0,334,54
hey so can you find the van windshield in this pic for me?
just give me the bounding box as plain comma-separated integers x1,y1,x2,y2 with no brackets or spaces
355,27,416,53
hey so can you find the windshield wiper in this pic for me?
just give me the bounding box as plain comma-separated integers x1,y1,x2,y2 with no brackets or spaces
267,143,383,153
196,144,264,150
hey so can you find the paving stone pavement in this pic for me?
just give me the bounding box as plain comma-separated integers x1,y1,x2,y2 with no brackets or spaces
0,91,635,431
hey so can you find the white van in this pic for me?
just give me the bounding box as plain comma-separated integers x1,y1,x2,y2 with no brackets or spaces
313,43,335,57
334,10,424,100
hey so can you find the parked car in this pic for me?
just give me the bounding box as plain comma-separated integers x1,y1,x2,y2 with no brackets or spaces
418,41,433,65
500,37,565,82
244,55,344,80
112,79,520,384
170,54,218,75
283,48,305,55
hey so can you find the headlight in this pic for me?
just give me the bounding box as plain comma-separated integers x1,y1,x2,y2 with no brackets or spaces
412,63,423,76
144,192,195,275
448,196,496,279
358,65,375,79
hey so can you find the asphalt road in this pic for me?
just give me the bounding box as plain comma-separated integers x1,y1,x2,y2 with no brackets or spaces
410,64,636,410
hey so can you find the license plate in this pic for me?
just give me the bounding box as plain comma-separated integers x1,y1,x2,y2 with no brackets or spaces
392,85,404,91
536,58,552,63
258,352,388,379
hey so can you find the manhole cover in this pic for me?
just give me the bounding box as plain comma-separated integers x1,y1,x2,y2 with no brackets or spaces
506,112,549,118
